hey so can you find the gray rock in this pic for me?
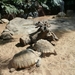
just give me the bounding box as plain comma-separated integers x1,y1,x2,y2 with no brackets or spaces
6,17,36,34
57,12,66,17
0,19,9,24
0,17,38,40
66,10,74,17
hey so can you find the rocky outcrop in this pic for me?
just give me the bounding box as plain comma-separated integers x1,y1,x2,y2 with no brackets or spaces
0,17,38,40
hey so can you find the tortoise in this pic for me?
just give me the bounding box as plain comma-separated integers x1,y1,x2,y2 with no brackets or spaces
33,39,57,57
19,21,58,46
0,32,13,40
9,48,41,72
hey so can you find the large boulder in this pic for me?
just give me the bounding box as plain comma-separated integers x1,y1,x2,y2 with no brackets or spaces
66,10,74,17
57,12,66,17
0,17,38,40
0,19,9,24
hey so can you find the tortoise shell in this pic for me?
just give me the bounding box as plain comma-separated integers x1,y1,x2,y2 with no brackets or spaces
9,49,41,72
33,39,55,54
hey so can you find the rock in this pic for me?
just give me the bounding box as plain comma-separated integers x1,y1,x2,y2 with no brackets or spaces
0,17,38,40
57,12,66,17
66,10,74,17
27,17,33,19
5,17,37,34
0,19,9,24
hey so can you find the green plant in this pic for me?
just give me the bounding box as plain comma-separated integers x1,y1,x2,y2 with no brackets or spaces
38,0,49,10
0,0,74,19
0,0,39,19
0,1,18,14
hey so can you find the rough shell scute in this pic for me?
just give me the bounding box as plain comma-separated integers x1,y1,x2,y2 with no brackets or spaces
33,39,55,54
9,49,40,71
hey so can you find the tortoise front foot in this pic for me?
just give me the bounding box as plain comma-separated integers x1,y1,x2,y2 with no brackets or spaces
36,58,41,67
9,68,16,73
51,41,56,46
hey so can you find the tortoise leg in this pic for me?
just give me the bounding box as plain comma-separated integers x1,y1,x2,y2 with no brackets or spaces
36,58,41,67
51,32,59,41
46,31,58,41
51,41,56,46
49,32,58,46
9,68,16,73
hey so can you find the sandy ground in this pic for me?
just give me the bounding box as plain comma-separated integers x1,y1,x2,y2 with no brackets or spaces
0,16,75,75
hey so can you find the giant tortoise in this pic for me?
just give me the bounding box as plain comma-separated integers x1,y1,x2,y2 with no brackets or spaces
9,48,41,72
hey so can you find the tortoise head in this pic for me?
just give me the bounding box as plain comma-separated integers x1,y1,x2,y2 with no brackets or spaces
35,21,51,32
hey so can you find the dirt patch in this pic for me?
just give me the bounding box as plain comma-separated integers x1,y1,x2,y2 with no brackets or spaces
0,23,7,35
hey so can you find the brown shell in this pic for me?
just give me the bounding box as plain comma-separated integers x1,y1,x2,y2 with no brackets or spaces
9,49,39,69
33,39,55,54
